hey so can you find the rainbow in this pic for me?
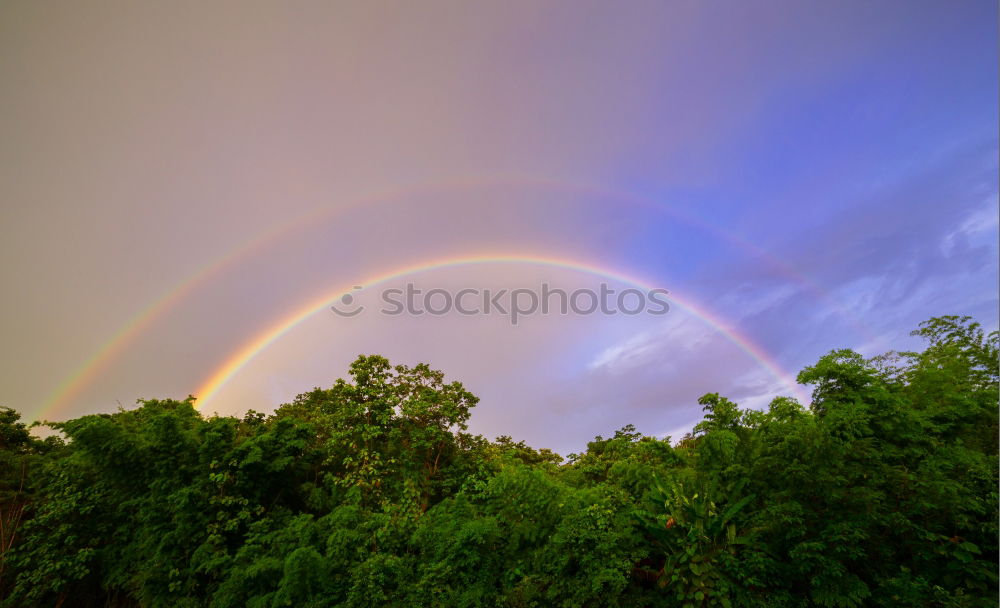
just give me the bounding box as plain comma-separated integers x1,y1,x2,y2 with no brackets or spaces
38,178,484,420
193,253,812,410
41,174,847,421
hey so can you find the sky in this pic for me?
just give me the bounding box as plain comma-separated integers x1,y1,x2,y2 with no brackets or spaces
1,0,997,455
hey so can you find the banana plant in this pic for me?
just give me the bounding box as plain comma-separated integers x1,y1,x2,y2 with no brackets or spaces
637,476,756,607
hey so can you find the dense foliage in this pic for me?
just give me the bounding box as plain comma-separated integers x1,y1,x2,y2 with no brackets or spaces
1,316,996,607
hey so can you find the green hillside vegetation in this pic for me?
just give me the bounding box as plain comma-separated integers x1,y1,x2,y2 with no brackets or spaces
0,315,996,607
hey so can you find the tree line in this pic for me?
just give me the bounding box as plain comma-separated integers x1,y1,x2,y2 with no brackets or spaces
0,315,996,607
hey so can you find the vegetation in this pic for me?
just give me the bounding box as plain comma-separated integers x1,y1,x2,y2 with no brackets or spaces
0,316,996,607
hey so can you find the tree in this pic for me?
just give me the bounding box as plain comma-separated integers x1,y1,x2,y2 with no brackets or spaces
1,319,997,607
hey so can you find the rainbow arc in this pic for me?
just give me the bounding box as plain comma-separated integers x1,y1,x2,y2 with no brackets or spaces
193,253,811,409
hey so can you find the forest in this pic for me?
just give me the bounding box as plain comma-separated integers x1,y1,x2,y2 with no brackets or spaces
0,315,996,607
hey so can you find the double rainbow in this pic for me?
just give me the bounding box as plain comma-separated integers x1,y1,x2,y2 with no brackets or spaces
40,175,838,420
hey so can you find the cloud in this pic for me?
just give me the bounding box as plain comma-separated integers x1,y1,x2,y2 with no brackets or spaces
0,1,994,459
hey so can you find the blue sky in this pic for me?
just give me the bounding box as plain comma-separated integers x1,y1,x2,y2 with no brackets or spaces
1,1,996,454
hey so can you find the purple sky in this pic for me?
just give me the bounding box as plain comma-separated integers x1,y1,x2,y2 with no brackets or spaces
2,1,996,455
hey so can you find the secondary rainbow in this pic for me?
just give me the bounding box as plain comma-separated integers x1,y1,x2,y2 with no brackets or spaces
41,174,846,421
193,253,811,409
